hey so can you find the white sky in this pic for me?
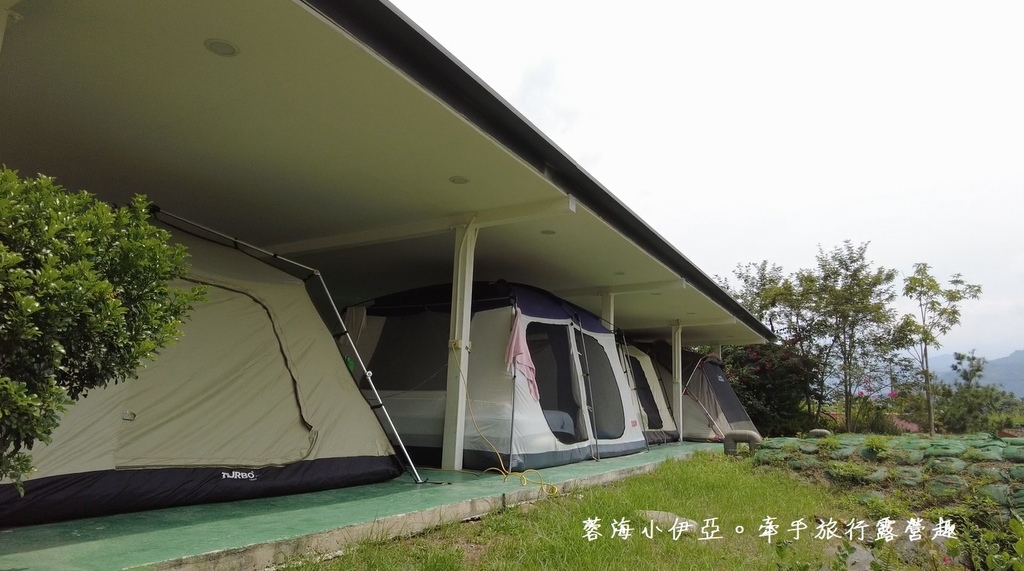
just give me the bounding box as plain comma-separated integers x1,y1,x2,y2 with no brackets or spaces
390,1,1024,360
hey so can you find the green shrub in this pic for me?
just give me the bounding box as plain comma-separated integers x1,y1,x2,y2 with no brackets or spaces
947,518,1024,571
825,461,868,483
816,436,841,456
0,168,204,489
864,435,889,455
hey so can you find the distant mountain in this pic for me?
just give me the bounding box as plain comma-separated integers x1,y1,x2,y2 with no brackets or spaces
929,353,956,376
932,350,1024,397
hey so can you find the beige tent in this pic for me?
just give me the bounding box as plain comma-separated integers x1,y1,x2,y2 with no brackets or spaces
0,223,403,526
620,344,679,444
636,342,760,441
678,352,759,440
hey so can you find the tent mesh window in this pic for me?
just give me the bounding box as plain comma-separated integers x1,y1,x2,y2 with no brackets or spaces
627,355,663,429
576,332,626,440
360,312,449,391
526,322,586,444
702,361,756,426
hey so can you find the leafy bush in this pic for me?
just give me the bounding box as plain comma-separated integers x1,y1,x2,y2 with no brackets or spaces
817,435,842,453
947,518,1024,571
1,168,204,489
848,394,901,435
935,381,1024,435
723,341,822,436
825,460,868,483
863,435,890,460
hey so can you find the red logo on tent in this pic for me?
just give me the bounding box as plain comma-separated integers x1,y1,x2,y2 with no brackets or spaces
630,420,638,427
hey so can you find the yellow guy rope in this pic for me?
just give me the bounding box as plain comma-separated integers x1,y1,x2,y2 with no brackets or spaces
449,346,559,497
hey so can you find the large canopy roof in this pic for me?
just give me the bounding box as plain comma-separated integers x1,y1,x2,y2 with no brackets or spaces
0,0,773,345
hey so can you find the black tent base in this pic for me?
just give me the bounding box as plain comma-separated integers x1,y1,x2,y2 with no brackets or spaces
0,455,402,527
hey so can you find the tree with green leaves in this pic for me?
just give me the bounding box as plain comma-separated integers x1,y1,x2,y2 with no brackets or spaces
722,261,831,423
807,241,911,432
722,342,822,436
902,262,982,434
951,349,986,387
935,351,1023,434
1,168,204,490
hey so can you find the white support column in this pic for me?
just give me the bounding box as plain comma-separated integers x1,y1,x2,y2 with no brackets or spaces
714,344,723,357
672,323,684,442
600,293,615,329
442,223,479,470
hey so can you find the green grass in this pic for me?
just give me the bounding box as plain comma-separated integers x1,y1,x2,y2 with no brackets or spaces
285,452,859,571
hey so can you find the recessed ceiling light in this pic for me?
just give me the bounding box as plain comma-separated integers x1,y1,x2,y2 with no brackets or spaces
540,230,556,235
685,312,697,315
613,271,626,276
205,38,239,57
448,176,469,184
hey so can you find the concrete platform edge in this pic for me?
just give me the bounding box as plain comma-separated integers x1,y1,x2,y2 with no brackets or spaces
136,451,696,571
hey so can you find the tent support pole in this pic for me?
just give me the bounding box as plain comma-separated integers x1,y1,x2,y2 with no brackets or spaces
684,360,724,440
442,223,478,471
0,2,21,58
687,360,726,439
150,208,425,483
671,324,684,442
574,321,600,461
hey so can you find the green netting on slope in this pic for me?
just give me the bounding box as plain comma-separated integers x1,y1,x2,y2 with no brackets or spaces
965,446,1005,461
966,436,1005,448
926,457,968,474
857,490,886,503
864,467,888,483
969,464,1008,481
826,461,868,482
753,449,790,464
760,438,803,450
889,448,925,465
927,475,967,499
978,484,1024,508
789,457,824,471
892,466,924,486
836,434,866,446
799,442,819,454
829,446,857,460
893,439,931,451
762,435,1024,470
923,441,968,457
857,446,885,462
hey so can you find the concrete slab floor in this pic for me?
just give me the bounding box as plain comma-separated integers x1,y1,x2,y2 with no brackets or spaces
0,442,721,571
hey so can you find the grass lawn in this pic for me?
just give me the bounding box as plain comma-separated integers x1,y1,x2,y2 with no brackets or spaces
285,452,863,571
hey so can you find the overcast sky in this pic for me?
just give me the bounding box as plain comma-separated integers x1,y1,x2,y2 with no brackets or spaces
389,1,1024,360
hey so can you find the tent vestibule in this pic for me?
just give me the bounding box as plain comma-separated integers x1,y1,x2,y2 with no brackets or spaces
0,224,404,527
638,341,759,442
